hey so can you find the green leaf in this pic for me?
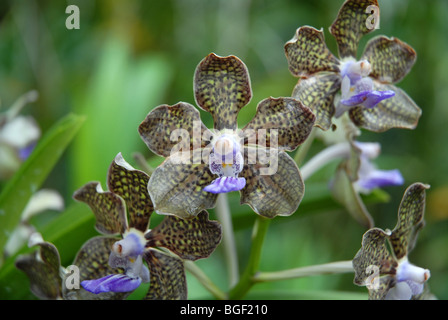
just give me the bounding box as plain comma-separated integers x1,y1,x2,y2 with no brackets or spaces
0,113,85,267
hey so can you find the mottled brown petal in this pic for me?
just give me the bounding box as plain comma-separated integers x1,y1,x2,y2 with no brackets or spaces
146,211,222,261
147,153,218,218
194,53,252,130
292,73,341,131
108,153,153,232
349,82,422,132
330,0,379,58
362,36,417,84
65,236,129,300
242,97,316,151
390,183,429,260
144,249,187,300
240,148,304,218
332,162,374,228
15,241,62,300
73,182,127,235
352,228,397,286
285,26,340,77
138,102,212,157
368,276,394,300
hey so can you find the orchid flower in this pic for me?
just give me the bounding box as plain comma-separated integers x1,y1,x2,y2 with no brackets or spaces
284,0,420,132
139,53,315,219
17,153,222,300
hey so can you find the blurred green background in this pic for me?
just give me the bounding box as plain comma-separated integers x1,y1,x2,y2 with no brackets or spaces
0,0,446,299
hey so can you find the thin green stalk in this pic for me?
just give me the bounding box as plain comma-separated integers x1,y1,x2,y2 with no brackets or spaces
228,216,271,300
215,193,239,288
254,260,354,283
184,260,227,300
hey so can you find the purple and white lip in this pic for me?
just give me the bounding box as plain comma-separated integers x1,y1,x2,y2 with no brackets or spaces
204,132,246,194
81,229,150,294
385,259,431,300
336,59,395,117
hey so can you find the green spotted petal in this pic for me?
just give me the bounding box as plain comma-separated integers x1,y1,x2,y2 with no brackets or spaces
144,249,187,300
146,210,222,261
15,240,62,300
285,26,340,77
389,183,429,260
240,148,304,218
67,236,129,300
242,97,316,151
362,36,417,84
348,82,421,132
73,182,127,235
332,162,374,228
147,153,218,218
330,0,379,58
107,153,153,232
352,228,397,286
138,102,212,157
194,53,252,130
291,73,341,130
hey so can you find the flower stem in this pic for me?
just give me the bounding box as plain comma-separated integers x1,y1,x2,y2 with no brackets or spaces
216,193,239,288
254,260,354,283
184,260,227,300
300,142,351,181
228,216,271,300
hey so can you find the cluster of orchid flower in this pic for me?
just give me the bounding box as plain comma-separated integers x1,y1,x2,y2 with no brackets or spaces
16,0,433,300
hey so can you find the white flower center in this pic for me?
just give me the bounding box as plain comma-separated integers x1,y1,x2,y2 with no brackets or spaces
396,259,430,284
112,228,146,258
109,228,149,282
340,59,371,83
340,59,373,99
209,132,244,178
